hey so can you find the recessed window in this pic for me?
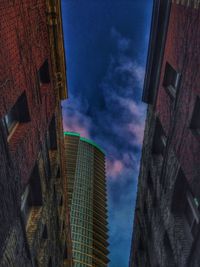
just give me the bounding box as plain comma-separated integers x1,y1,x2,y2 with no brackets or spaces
47,115,57,150
172,168,200,238
56,167,60,179
152,119,167,156
42,224,48,239
64,243,68,259
185,191,200,237
38,59,50,84
190,96,200,135
21,164,43,225
2,92,30,138
163,62,180,98
48,258,52,267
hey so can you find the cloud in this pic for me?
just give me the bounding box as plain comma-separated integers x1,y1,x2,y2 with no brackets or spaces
111,27,131,51
62,27,147,267
106,159,124,179
62,97,91,138
115,59,145,88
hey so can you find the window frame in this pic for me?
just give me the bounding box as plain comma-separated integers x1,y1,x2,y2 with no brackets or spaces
163,62,181,98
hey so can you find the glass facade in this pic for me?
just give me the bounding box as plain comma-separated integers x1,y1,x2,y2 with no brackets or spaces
64,132,109,267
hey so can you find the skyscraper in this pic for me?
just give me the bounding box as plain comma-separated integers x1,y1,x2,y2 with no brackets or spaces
64,132,109,267
129,1,200,267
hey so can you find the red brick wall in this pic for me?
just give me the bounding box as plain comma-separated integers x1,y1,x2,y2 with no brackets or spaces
0,1,56,186
155,4,200,191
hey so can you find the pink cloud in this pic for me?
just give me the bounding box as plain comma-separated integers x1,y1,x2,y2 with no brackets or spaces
106,159,124,179
62,102,91,138
127,122,145,146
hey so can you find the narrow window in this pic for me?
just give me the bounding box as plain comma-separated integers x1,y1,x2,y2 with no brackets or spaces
56,167,60,179
163,62,180,98
42,224,48,239
64,243,68,259
190,96,200,135
152,118,167,156
48,258,52,267
21,164,43,225
2,92,30,137
185,191,200,237
47,115,57,150
172,169,200,238
38,59,50,84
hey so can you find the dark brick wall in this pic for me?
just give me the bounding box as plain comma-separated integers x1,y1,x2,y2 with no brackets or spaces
130,3,200,267
0,1,73,266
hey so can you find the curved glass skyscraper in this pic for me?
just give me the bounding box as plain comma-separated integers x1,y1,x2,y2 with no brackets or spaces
64,132,109,267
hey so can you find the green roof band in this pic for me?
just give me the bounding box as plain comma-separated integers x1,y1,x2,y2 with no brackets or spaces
64,132,80,137
80,137,105,154
64,131,105,154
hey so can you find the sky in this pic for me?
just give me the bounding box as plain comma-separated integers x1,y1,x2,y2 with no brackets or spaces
61,1,153,266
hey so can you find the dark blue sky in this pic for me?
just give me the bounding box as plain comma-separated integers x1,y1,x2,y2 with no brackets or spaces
61,1,153,266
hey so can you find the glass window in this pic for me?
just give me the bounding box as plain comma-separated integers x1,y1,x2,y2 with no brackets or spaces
38,59,50,84
163,62,180,98
190,96,200,135
3,92,30,137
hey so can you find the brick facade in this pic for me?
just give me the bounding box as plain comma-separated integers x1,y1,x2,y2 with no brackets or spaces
130,1,200,267
0,1,72,266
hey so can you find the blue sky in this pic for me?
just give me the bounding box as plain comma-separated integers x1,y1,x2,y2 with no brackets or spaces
61,1,153,266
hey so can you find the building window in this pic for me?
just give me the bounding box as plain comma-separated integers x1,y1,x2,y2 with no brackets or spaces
172,169,200,238
190,96,200,135
47,115,57,150
152,119,167,156
64,243,68,259
2,92,30,137
185,191,200,237
42,224,48,239
21,164,43,225
48,258,52,267
163,62,180,98
38,59,50,84
56,167,60,179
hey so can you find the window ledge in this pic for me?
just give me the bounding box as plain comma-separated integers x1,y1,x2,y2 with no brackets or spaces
26,207,42,247
7,122,19,142
166,85,176,99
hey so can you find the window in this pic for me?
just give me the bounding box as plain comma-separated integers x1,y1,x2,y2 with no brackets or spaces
38,59,50,84
2,92,30,137
56,167,60,179
190,96,200,135
185,191,200,237
42,224,48,239
21,164,43,225
172,169,200,238
64,243,68,259
152,119,167,156
47,115,57,150
59,195,63,206
48,258,52,267
163,62,180,98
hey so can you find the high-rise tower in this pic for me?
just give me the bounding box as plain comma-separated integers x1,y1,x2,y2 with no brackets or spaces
64,132,109,267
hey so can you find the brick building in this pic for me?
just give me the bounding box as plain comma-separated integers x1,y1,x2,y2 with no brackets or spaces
129,1,200,267
0,1,73,266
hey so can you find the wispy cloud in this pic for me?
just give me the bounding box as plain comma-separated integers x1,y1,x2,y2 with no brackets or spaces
62,97,91,138
62,27,146,266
